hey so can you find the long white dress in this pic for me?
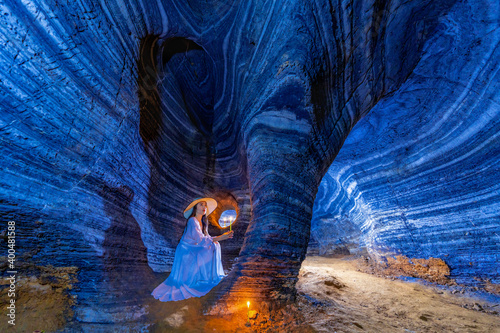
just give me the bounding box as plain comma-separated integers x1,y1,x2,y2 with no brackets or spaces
151,216,226,302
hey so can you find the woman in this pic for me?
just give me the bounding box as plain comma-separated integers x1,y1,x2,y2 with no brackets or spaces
151,197,234,302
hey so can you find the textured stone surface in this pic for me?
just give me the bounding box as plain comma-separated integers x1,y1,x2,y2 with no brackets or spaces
0,259,78,332
0,0,497,327
309,0,500,286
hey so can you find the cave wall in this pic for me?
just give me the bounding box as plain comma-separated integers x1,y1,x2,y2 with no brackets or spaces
309,0,500,285
1,0,496,327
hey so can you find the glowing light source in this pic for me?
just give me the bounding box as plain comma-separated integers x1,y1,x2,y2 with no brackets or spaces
247,301,250,324
219,210,236,231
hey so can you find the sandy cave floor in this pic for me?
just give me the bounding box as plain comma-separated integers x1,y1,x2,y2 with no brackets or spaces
294,256,500,333
146,255,499,332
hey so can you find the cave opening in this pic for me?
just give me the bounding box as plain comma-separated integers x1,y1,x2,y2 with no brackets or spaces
206,191,242,270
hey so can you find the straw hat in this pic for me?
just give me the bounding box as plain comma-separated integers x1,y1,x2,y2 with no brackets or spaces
183,197,218,219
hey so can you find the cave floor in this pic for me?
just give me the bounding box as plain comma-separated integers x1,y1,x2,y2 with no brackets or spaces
296,256,500,333
144,255,499,332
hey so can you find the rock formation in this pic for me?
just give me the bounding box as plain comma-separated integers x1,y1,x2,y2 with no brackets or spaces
309,0,500,286
0,0,498,328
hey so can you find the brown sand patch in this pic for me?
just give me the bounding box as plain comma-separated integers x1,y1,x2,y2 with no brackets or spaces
357,254,455,285
0,258,78,332
484,280,500,295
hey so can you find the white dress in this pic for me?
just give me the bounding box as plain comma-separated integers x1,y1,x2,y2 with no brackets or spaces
151,216,226,302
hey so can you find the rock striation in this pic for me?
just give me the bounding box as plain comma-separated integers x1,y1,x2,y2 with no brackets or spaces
0,0,497,328
309,0,500,286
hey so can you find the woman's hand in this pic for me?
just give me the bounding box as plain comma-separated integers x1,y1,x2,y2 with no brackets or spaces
215,230,234,241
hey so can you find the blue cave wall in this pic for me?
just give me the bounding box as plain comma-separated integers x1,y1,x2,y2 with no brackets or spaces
309,1,500,284
0,0,498,329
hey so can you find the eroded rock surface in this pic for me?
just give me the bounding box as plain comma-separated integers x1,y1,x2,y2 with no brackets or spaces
309,0,500,287
0,0,498,328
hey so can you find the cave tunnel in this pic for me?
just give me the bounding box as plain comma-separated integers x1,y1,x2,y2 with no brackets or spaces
0,0,499,331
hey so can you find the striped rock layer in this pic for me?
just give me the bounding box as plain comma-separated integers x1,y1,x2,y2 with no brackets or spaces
1,0,497,324
309,0,500,286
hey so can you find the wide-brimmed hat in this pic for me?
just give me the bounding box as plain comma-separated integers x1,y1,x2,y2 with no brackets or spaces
183,197,217,219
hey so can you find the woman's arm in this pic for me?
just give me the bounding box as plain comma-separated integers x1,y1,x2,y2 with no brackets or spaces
182,217,214,247
212,231,234,242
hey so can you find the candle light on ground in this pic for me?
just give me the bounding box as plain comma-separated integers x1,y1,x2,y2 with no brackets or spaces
247,301,250,325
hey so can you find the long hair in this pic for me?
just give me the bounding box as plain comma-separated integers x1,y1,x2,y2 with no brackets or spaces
188,202,209,236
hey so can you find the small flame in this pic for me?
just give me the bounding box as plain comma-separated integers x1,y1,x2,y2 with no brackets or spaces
247,301,250,308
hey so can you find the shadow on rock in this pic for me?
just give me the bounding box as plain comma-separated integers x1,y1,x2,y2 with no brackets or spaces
98,184,156,304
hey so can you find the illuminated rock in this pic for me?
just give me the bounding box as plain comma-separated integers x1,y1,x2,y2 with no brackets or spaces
0,0,497,327
309,0,500,286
